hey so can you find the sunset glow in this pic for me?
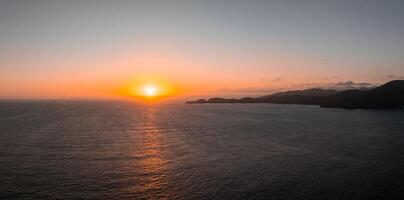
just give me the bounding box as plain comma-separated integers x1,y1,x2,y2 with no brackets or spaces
0,1,403,101
143,85,157,97
119,78,179,102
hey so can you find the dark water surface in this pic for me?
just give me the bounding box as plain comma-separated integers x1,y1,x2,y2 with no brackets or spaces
1,101,404,200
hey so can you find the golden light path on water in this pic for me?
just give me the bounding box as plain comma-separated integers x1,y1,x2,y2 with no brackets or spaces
125,106,173,199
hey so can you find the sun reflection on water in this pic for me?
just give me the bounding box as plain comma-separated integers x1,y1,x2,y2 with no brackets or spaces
128,107,171,199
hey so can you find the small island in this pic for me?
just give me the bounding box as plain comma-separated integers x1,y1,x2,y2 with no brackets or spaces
187,80,404,109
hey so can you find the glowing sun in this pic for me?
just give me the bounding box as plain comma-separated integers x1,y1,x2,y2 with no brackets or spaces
143,85,158,97
122,79,178,101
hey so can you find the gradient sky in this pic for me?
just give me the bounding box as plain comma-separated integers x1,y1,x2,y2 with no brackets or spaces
1,0,404,99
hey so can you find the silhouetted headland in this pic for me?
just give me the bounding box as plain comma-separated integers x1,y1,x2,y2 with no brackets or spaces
186,80,404,109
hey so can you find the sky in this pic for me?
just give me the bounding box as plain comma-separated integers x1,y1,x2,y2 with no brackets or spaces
1,0,404,100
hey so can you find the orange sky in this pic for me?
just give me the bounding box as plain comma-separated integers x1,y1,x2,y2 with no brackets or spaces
0,42,396,100
0,44,340,100
1,1,403,100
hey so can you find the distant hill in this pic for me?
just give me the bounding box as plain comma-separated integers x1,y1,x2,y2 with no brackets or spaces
321,80,404,109
262,88,338,98
255,88,338,105
319,89,368,109
186,80,404,109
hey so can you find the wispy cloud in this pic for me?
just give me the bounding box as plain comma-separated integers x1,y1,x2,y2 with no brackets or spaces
218,80,377,98
272,77,282,82
335,81,372,87
292,80,375,91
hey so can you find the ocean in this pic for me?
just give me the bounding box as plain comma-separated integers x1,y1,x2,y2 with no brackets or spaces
1,101,404,199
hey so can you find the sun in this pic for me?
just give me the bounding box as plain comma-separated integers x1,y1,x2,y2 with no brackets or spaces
143,85,157,97
121,78,178,101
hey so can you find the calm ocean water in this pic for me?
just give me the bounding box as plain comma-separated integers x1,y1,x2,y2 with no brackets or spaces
1,101,404,200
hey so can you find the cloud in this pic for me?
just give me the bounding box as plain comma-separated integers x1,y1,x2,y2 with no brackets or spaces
293,82,321,87
272,77,282,82
292,80,375,91
259,76,282,83
220,80,377,97
335,81,355,86
335,81,372,87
